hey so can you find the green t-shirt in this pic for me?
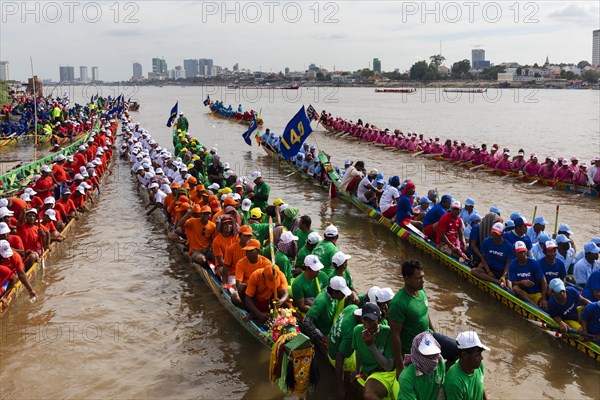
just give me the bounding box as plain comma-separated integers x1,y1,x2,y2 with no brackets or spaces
328,304,359,359
312,240,338,276
275,250,293,283
249,222,270,243
351,324,393,375
293,227,314,250
328,268,354,290
296,245,313,267
387,288,430,356
397,360,445,400
306,290,337,336
443,362,485,400
253,181,270,211
291,271,329,304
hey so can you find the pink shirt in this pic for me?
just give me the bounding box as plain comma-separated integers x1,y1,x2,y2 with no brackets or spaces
511,159,526,172
523,161,541,176
572,170,588,185
554,166,572,182
495,159,512,171
539,165,555,179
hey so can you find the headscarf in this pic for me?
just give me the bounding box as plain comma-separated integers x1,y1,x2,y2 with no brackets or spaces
400,181,416,205
478,212,502,248
403,332,442,375
277,234,299,259
215,214,239,236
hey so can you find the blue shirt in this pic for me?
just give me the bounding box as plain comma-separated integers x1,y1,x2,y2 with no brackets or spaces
582,270,600,301
481,237,515,271
395,194,413,223
503,231,533,250
526,227,545,244
548,287,581,321
538,257,566,284
581,302,600,335
422,203,447,228
508,257,544,294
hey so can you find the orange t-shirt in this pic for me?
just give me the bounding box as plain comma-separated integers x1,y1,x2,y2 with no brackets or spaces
212,233,238,260
223,241,246,277
183,218,216,253
164,193,176,210
16,223,40,252
52,164,69,182
245,268,288,303
1,252,25,272
235,255,272,284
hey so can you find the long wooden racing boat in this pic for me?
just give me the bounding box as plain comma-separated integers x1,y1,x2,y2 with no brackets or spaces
259,142,600,363
320,128,599,198
0,126,116,317
207,104,264,127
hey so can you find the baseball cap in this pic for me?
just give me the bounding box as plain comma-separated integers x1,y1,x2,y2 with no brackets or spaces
360,302,381,320
20,193,31,202
418,333,442,356
331,251,351,268
537,233,551,244
545,240,557,250
280,231,299,244
0,222,10,235
513,217,527,227
584,242,600,254
376,287,394,303
329,276,352,296
304,254,324,271
590,237,600,245
208,183,220,191
0,199,8,208
491,222,504,235
555,234,570,244
239,225,253,235
469,213,482,224
504,220,515,229
242,239,261,251
41,165,51,173
390,176,400,185
273,198,284,206
148,182,159,190
0,207,14,218
367,286,382,303
464,198,475,206
420,196,431,204
223,197,238,206
451,200,461,209
456,331,490,351
549,278,566,293
251,171,261,181
0,239,13,258
510,212,522,221
45,209,57,221
324,225,338,238
489,206,502,215
441,194,452,203
250,207,262,219
558,224,573,235
241,198,252,212
533,216,548,225
514,241,527,253
306,232,322,245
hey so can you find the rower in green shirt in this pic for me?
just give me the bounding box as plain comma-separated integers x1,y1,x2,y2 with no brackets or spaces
296,232,321,268
175,112,189,132
328,303,360,398
443,331,489,400
247,171,270,212
352,302,396,400
293,215,315,251
312,224,339,276
292,255,329,313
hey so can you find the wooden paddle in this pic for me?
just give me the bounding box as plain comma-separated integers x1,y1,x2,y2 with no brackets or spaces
469,164,485,171
553,205,560,236
405,222,427,240
528,178,540,186
411,150,424,157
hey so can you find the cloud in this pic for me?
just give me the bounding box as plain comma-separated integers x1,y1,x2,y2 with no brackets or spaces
548,4,599,24
311,33,349,40
106,29,144,37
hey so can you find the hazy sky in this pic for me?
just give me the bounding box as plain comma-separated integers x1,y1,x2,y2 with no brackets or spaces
1,1,599,81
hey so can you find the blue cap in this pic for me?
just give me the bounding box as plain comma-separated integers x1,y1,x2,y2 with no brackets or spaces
592,237,600,245
310,145,315,150
469,213,482,223
558,224,573,235
420,196,431,204
464,198,475,206
376,179,385,185
513,217,526,227
584,242,600,254
510,212,522,221
505,220,515,228
549,278,566,293
490,206,502,214
441,194,452,203
390,175,400,185
538,233,551,244
555,234,570,244
344,160,351,165
534,216,548,225
377,172,384,180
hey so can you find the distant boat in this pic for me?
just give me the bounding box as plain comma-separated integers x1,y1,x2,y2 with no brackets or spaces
374,88,416,93
226,84,239,89
282,84,299,90
443,88,487,93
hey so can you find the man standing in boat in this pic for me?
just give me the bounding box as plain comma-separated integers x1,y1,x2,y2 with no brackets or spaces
175,112,189,133
245,171,270,212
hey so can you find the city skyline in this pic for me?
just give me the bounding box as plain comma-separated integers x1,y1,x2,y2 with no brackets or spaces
1,2,599,81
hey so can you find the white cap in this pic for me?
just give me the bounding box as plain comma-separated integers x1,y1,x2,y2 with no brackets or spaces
24,188,37,195
81,182,92,189
76,186,86,194
304,254,324,271
329,276,352,296
241,198,252,212
280,203,288,212
251,171,261,181
211,147,218,153
306,232,322,245
451,200,462,209
0,199,8,208
367,286,381,303
232,193,241,201
223,162,230,170
44,209,57,221
324,224,338,238
279,231,299,244
20,193,31,202
208,183,220,191
0,222,10,235
155,168,164,175
514,241,528,253
456,331,490,351
0,207,14,218
491,222,504,235
0,239,13,258
54,154,66,162
418,333,442,356
332,251,351,267
44,197,56,204
148,182,159,189
376,287,394,303
74,173,84,180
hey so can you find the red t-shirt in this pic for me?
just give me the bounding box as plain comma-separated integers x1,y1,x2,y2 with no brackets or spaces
52,164,69,183
7,198,27,219
17,223,41,252
1,252,25,272
56,198,75,215
8,234,24,251
436,212,463,245
33,176,54,200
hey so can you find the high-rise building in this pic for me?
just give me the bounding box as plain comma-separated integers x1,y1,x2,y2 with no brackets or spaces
174,65,184,79
593,30,600,66
184,59,199,78
91,66,99,82
132,62,143,79
200,58,213,76
284,67,290,76
79,66,88,82
0,61,9,81
233,63,239,72
59,66,75,82
373,58,381,73
152,57,168,74
471,49,490,69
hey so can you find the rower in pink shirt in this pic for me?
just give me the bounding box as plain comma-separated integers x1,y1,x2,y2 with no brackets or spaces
539,159,556,179
572,163,589,185
457,143,469,160
431,142,443,155
523,155,541,176
568,156,579,173
442,139,454,158
406,137,418,152
471,148,483,164
511,152,527,172
554,159,573,182
495,152,512,170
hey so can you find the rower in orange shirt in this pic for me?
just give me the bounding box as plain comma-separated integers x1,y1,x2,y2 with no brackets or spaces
179,204,216,266
245,265,289,322
223,225,253,288
231,239,272,306
212,215,239,280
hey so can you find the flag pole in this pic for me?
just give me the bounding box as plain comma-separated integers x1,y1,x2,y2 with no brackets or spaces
30,56,38,157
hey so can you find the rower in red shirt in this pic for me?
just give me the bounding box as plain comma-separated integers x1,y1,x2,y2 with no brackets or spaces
436,201,467,260
0,239,37,303
32,165,56,200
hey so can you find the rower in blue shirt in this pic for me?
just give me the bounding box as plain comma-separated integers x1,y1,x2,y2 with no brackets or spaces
458,198,477,223
422,194,452,239
538,240,566,285
527,216,548,244
471,222,514,286
508,241,548,309
503,217,533,252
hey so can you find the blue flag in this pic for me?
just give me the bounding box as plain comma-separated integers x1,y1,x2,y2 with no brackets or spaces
279,106,313,159
166,101,178,127
203,95,210,106
242,115,258,146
